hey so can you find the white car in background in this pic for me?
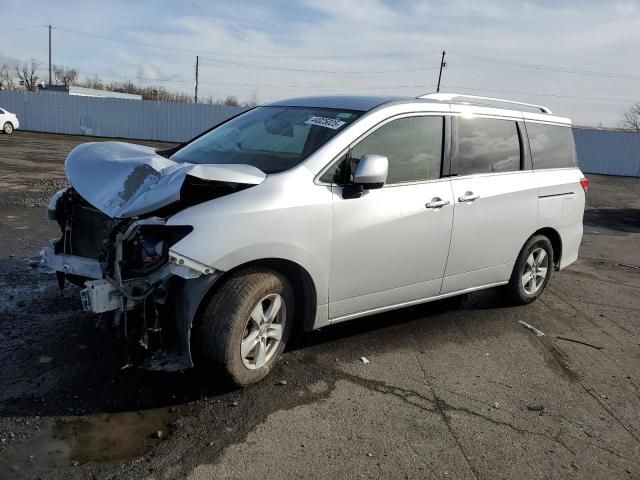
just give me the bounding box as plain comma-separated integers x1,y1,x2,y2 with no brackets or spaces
0,107,19,134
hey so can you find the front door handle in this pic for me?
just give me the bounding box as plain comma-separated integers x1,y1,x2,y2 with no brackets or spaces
458,191,480,202
426,197,450,209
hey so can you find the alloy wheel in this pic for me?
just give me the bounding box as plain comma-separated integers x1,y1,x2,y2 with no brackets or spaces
241,293,286,369
521,247,549,295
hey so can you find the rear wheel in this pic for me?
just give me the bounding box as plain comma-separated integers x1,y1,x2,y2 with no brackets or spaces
3,122,13,135
194,268,294,386
506,235,553,305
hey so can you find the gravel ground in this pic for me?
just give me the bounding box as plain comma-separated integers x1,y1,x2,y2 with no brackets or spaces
0,131,639,480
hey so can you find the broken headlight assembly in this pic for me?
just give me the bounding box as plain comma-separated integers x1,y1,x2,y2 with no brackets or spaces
120,224,193,278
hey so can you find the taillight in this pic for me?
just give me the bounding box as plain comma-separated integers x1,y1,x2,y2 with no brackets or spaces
580,177,589,193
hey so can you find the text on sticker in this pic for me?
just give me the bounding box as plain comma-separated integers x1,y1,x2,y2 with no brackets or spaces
305,116,346,130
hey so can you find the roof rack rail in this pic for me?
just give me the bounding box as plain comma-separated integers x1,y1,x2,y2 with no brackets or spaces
417,92,553,114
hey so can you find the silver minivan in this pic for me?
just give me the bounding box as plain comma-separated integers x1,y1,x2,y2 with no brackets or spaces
43,93,587,385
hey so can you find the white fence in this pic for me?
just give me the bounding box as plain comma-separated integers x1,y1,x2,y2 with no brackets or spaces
0,90,247,143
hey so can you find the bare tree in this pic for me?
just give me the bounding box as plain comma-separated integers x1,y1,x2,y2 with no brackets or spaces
223,95,240,107
53,65,79,86
620,102,640,133
15,59,40,91
0,64,16,90
79,75,105,91
246,92,259,108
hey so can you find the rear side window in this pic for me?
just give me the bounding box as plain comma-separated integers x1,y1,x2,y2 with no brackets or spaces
350,116,443,184
526,122,576,169
456,118,521,175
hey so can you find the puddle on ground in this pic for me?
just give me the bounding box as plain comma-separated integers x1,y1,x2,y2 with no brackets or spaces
0,406,185,478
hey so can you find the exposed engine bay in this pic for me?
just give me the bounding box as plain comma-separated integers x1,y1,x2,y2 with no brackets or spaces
40,141,266,371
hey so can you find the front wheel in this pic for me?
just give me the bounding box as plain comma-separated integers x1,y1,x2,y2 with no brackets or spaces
505,235,554,305
194,268,294,386
3,122,13,135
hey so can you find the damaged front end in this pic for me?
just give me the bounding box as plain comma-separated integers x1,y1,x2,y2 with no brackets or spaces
41,141,265,371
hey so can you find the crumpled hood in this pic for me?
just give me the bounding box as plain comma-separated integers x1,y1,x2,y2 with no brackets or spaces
65,142,266,218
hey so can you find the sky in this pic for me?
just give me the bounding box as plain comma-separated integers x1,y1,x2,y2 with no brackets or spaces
1,0,639,126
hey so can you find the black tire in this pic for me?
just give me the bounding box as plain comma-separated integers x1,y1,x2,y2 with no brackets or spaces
3,122,13,135
505,234,554,305
194,268,294,386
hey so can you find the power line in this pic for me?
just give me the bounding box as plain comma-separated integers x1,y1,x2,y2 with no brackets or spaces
198,57,439,74
31,63,637,102
451,51,640,81
54,26,441,60
34,65,431,89
445,84,637,103
0,25,44,34
32,63,637,102
50,25,640,81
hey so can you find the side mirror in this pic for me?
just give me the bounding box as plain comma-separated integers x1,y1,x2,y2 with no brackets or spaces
353,154,388,188
342,154,389,199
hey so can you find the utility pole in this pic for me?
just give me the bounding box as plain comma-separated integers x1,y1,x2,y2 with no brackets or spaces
48,24,52,85
194,55,199,104
436,50,446,93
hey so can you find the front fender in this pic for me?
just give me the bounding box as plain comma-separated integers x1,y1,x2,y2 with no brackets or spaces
166,170,332,303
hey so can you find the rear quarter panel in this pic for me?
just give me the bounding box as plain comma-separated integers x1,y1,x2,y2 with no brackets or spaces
535,168,585,268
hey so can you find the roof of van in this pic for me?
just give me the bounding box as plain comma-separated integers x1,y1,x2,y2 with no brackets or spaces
267,95,410,111
266,94,571,124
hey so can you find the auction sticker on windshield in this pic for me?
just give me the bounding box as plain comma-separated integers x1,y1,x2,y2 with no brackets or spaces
305,116,346,130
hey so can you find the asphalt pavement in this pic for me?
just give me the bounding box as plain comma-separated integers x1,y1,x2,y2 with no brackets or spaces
0,131,638,479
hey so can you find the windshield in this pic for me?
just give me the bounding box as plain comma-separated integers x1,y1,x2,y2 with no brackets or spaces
170,106,362,174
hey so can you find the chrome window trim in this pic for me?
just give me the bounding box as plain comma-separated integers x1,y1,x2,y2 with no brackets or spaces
525,120,574,128
449,169,534,181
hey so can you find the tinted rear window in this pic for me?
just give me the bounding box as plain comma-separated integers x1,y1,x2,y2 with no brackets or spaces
526,122,576,169
456,118,521,175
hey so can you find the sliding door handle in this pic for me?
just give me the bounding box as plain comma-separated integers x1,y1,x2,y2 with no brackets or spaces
426,198,450,209
458,191,480,202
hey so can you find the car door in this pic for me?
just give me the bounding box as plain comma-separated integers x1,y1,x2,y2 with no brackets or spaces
325,114,455,321
441,115,538,294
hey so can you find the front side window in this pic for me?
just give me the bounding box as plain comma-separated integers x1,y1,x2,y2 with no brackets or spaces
171,106,361,174
347,116,443,185
456,118,521,175
526,122,576,169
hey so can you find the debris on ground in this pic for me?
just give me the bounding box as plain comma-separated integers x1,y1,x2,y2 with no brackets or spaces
518,320,545,337
527,405,544,412
278,380,288,385
360,357,370,364
556,336,603,350
617,263,640,270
